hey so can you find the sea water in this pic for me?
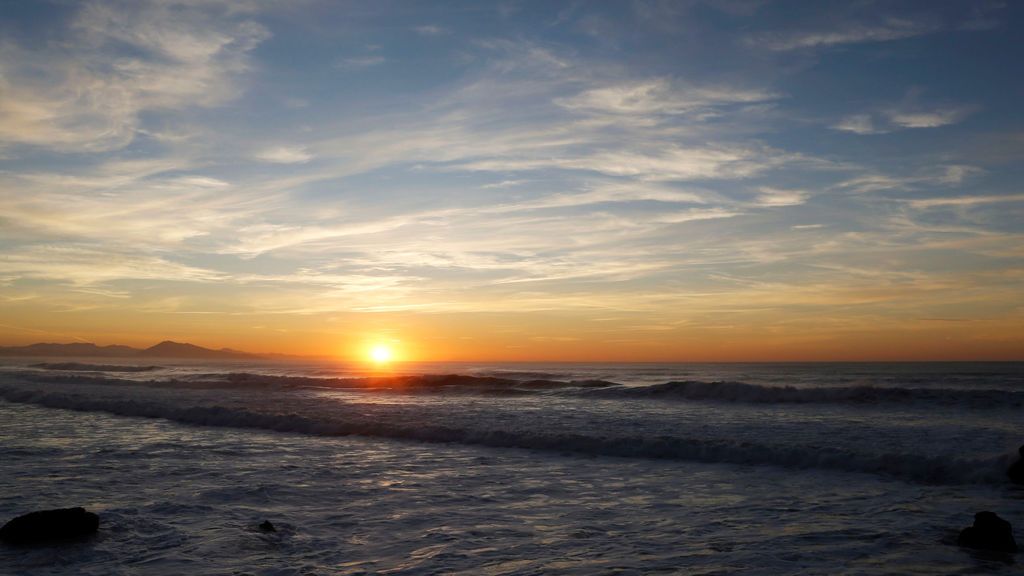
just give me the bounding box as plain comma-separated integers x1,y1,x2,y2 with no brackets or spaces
1,359,1022,574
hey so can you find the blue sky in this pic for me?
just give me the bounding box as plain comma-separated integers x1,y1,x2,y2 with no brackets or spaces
0,0,1022,360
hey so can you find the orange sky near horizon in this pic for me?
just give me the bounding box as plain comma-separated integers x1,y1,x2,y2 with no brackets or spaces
2,302,1022,362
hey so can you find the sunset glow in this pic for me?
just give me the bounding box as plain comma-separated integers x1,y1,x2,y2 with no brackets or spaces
369,345,394,364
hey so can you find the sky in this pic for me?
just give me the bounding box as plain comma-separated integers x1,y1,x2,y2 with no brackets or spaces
0,0,1022,361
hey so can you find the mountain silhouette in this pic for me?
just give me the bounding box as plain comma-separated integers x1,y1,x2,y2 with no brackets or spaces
142,341,255,359
0,341,259,359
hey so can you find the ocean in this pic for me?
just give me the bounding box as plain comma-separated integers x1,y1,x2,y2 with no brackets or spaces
1,359,1022,575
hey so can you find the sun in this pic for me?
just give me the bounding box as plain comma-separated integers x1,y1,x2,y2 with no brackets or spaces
369,344,393,364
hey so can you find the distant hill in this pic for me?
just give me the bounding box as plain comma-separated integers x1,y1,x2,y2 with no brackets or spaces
0,340,260,359
142,341,256,359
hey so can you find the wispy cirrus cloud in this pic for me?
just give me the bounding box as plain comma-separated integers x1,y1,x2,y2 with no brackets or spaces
908,194,1024,209
296,45,802,188
336,55,387,69
755,187,808,207
830,114,882,135
0,157,275,249
0,244,226,286
887,106,974,129
750,17,940,51
413,25,447,36
0,0,269,153
556,78,777,118
832,104,976,135
831,164,980,194
453,144,799,181
256,145,313,164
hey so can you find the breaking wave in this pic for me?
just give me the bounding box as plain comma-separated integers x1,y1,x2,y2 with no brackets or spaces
0,384,1012,486
29,362,162,373
582,380,1024,408
7,369,1023,409
9,371,616,393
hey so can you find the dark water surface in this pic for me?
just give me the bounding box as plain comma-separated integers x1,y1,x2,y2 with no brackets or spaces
1,360,1022,574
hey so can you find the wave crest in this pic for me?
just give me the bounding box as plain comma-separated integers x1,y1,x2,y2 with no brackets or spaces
6,370,1022,409
0,384,1013,486
29,362,162,373
583,380,1024,407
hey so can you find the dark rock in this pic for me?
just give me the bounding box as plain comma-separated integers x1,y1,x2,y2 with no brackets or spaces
259,520,276,532
1007,445,1024,485
0,507,99,545
957,511,1017,553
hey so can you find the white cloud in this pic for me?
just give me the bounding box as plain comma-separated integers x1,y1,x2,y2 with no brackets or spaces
257,146,313,164
455,145,793,181
0,244,225,286
0,1,269,153
756,187,808,207
0,157,274,250
832,106,975,135
337,55,387,69
831,114,881,135
831,164,980,194
481,179,527,189
653,208,742,224
887,106,973,129
557,79,777,118
414,25,447,36
751,18,939,51
482,182,710,212
936,165,980,185
475,39,573,73
908,194,1024,209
